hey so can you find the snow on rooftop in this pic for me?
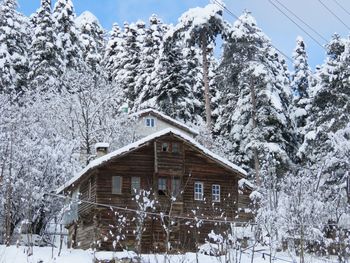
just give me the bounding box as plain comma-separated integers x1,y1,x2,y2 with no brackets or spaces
131,108,199,135
57,128,246,193
238,178,254,189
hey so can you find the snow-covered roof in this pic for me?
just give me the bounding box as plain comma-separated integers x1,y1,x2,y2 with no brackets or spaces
238,178,255,190
57,128,246,193
131,108,199,136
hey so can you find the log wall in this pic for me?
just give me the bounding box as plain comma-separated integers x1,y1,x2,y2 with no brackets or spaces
70,134,252,252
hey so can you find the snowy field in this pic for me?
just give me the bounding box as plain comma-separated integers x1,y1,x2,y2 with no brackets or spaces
0,245,340,263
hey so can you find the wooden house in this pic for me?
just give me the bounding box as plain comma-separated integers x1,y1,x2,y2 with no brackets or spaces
57,128,252,252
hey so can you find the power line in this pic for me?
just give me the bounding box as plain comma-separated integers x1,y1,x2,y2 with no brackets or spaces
333,0,350,17
318,0,350,31
211,0,294,64
47,192,251,225
273,0,328,42
48,192,348,228
268,0,326,50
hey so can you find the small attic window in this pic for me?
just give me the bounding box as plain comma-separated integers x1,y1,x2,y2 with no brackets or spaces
172,143,179,153
145,118,155,127
162,143,169,152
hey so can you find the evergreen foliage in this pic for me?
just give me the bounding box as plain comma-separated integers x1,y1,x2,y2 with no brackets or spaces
115,22,141,108
28,0,61,91
134,15,166,112
103,23,124,81
299,34,350,184
76,11,105,73
0,1,349,254
215,12,296,179
53,0,83,71
0,0,29,93
290,37,312,133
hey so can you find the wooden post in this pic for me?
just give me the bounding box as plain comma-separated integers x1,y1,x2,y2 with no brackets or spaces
201,31,212,129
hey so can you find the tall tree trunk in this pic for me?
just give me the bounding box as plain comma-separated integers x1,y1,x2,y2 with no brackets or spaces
5,128,14,246
300,224,304,263
250,78,260,186
201,31,211,129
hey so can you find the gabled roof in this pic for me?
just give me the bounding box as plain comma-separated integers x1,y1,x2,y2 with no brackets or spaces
57,128,247,194
131,108,199,136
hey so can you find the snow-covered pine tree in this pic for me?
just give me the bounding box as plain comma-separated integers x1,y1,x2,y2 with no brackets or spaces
53,0,84,72
76,11,105,74
215,12,296,183
183,44,205,123
174,3,225,127
148,33,199,123
298,35,350,216
133,15,166,112
103,23,124,82
0,0,29,93
290,36,312,132
115,22,142,108
28,0,61,92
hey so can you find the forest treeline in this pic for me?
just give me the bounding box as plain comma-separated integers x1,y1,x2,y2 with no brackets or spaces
0,0,349,259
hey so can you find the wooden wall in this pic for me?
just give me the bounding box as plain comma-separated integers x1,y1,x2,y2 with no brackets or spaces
70,134,252,252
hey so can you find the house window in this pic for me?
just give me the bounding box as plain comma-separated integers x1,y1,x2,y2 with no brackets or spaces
112,176,122,194
145,118,155,127
172,143,179,153
171,177,181,197
162,143,169,152
131,177,141,194
212,184,221,202
194,182,204,201
158,177,167,195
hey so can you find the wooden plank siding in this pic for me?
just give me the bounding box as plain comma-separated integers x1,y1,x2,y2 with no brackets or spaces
68,134,252,252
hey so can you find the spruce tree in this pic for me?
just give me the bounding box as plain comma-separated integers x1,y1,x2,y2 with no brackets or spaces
290,37,312,131
174,3,225,127
299,35,350,180
53,0,83,71
28,0,61,92
76,11,105,73
115,22,141,108
133,15,165,111
297,35,350,230
149,35,198,122
216,12,296,183
103,23,124,81
0,0,29,93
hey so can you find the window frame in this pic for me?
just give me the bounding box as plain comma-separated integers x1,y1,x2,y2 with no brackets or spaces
131,176,141,194
161,142,169,152
194,181,204,201
158,177,167,195
212,184,221,203
171,177,181,197
145,118,155,127
172,142,179,153
112,176,122,194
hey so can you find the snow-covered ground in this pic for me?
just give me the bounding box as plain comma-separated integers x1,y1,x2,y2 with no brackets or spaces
0,245,339,263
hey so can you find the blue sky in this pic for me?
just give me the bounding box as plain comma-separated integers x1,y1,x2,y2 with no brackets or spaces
17,0,350,69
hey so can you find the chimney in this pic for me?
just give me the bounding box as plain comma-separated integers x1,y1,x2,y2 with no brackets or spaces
95,143,109,158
